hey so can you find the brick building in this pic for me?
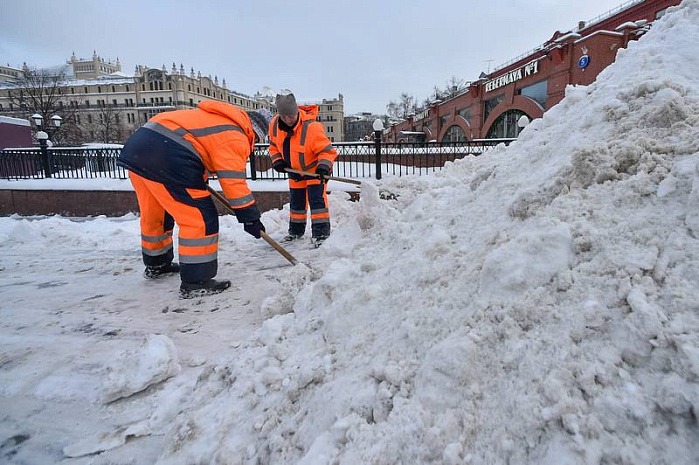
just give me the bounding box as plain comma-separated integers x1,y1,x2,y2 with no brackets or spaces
386,0,679,142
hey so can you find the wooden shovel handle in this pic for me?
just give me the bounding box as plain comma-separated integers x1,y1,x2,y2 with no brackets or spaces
285,168,362,186
207,186,298,266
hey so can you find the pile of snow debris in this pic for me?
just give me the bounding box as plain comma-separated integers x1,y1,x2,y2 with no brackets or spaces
110,2,699,463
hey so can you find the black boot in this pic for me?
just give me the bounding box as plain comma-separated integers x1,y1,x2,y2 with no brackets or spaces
281,233,304,243
311,235,329,248
144,262,180,279
179,279,231,299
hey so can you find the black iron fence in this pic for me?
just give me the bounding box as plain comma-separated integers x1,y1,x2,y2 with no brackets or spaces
0,139,514,181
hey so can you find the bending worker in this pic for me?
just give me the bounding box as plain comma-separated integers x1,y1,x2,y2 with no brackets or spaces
268,90,338,246
118,101,271,299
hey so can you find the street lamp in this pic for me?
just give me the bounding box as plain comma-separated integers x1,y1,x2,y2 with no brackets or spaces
372,118,384,180
51,115,62,128
31,113,43,127
36,131,52,177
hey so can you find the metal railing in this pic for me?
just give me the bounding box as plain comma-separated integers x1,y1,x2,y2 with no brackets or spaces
0,139,514,181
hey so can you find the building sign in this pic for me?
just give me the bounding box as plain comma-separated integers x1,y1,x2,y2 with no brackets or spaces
578,55,590,69
414,109,429,122
485,60,539,93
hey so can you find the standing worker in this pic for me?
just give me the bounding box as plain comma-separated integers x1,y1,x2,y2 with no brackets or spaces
268,90,338,246
118,101,271,299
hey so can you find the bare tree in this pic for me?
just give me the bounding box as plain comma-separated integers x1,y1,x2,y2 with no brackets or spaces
398,93,416,118
443,76,465,99
93,103,123,143
5,69,84,145
386,100,400,119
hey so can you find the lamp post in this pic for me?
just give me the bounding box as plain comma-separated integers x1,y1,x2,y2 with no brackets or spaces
30,113,62,144
36,130,52,178
372,118,384,180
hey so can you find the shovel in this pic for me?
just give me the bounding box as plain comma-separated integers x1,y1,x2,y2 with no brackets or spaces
207,186,298,266
285,168,397,200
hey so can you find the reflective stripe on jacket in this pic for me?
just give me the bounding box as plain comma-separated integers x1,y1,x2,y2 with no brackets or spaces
268,105,337,173
119,100,259,221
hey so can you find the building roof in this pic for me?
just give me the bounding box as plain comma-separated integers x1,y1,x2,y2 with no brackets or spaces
0,116,30,126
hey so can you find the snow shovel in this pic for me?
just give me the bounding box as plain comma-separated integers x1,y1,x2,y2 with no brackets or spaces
207,186,298,266
285,168,397,200
285,168,361,186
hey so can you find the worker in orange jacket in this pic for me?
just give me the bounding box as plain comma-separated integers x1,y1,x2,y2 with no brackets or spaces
268,91,338,246
118,101,271,298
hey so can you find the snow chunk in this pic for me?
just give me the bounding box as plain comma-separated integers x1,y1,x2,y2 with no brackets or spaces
103,334,181,403
479,220,573,300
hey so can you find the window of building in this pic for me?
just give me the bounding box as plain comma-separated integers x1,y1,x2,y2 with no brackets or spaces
9,103,13,110
87,114,92,123
142,98,146,103
113,99,117,105
188,85,191,91
98,86,101,93
331,137,334,142
486,109,528,139
484,95,504,121
439,114,450,128
71,87,75,94
189,98,194,106
142,84,145,91
327,106,333,111
457,107,471,124
169,96,172,103
126,85,129,92
85,101,90,108
517,80,548,108
197,87,200,93
442,125,466,142
168,82,172,90
84,87,88,93
112,86,116,92
149,82,153,91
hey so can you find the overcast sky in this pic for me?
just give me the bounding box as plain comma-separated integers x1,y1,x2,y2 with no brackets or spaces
2,0,626,114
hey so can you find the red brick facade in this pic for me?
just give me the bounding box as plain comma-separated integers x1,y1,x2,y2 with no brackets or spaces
386,0,679,142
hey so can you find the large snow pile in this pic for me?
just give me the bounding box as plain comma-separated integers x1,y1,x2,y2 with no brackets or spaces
151,2,699,463
53,2,699,463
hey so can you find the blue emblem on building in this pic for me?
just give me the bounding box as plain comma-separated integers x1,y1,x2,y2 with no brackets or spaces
578,55,590,69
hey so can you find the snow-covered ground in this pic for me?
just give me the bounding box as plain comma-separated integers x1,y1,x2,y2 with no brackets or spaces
2,1,699,464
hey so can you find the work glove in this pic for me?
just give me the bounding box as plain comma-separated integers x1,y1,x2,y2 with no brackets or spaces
272,159,288,173
316,164,331,179
243,219,265,239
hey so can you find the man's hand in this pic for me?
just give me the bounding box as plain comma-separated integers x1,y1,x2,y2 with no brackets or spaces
316,165,331,179
243,219,266,239
272,160,289,173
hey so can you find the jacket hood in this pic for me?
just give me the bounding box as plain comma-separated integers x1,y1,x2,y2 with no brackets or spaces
298,105,319,121
198,100,255,145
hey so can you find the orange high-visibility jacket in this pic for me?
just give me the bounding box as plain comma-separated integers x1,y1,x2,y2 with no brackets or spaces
141,100,257,214
268,105,338,173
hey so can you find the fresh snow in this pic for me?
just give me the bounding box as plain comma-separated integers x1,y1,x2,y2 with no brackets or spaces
2,1,699,464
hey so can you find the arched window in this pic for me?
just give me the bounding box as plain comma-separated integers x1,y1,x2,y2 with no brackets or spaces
485,110,528,139
442,125,466,142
